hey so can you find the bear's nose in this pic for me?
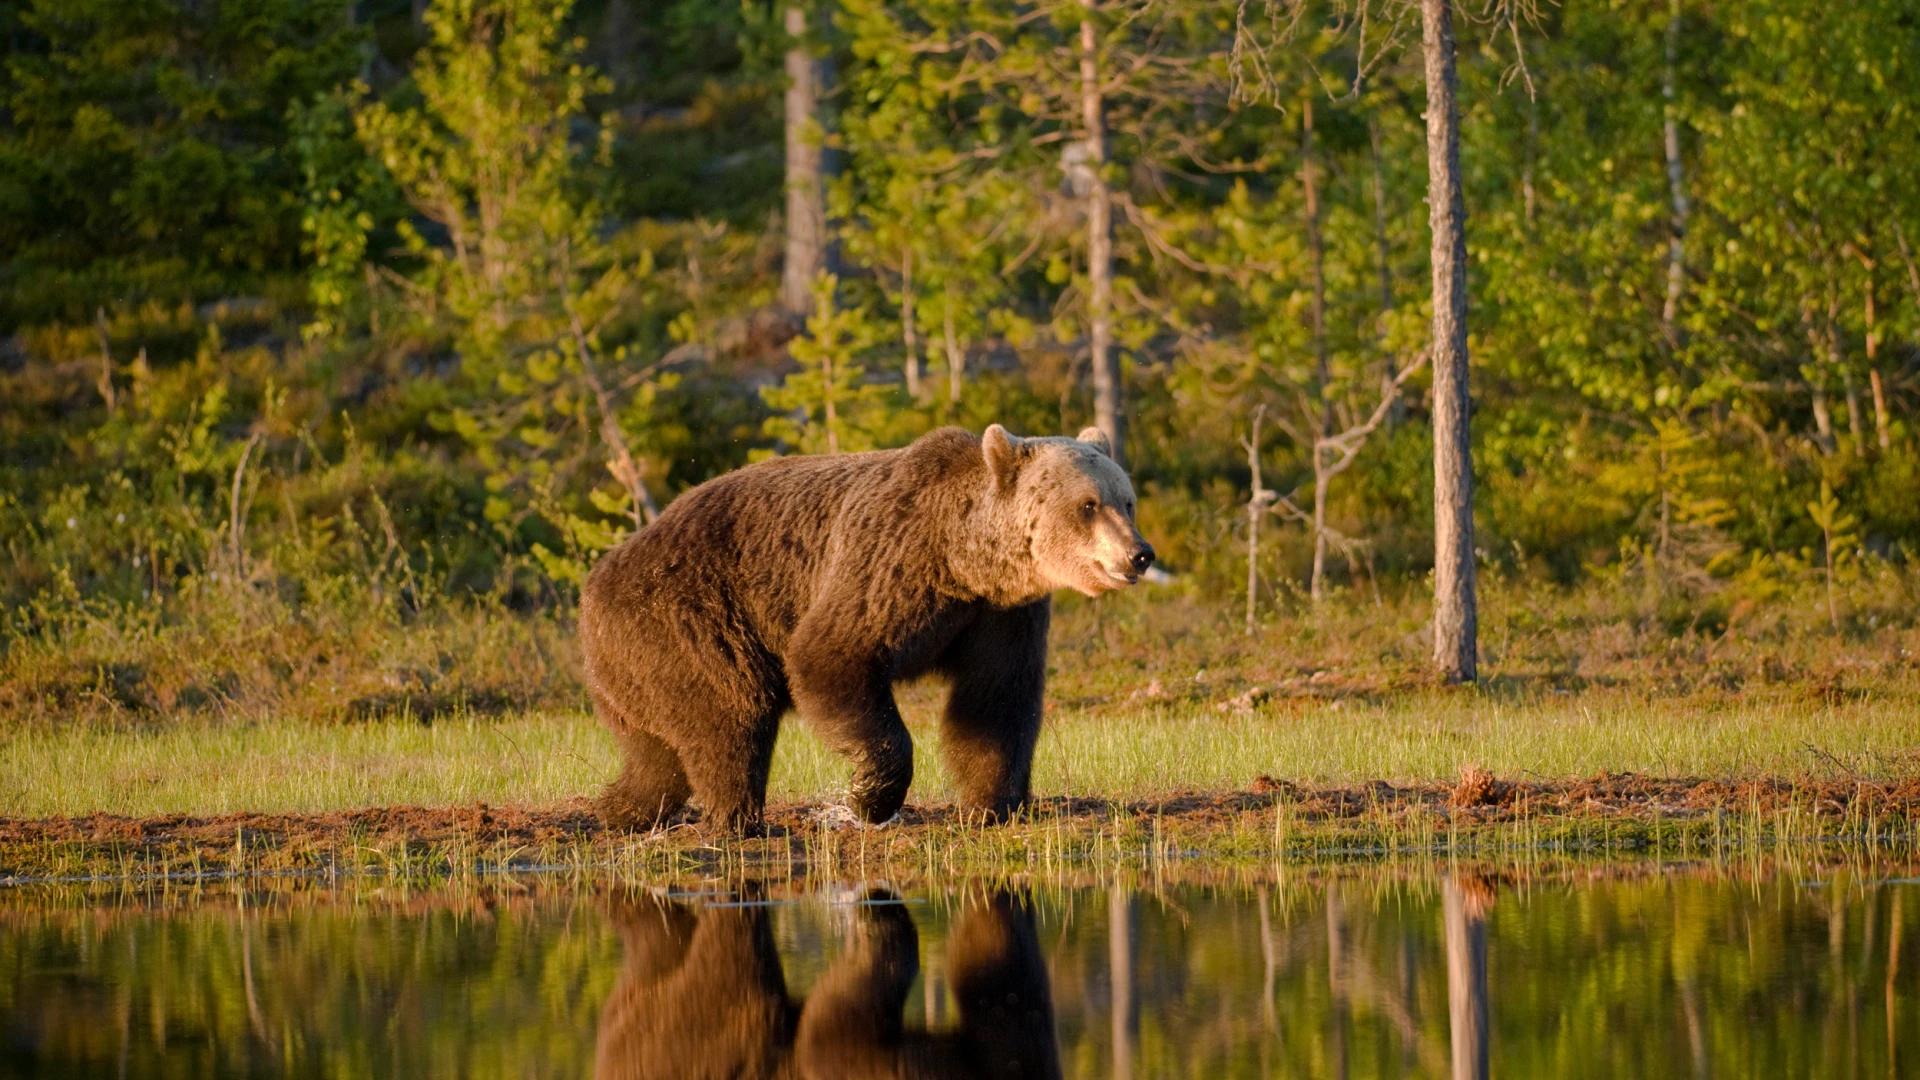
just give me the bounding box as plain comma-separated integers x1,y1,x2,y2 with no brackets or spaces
1130,544,1155,574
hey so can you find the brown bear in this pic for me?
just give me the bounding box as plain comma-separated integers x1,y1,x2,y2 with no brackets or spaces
579,424,1152,833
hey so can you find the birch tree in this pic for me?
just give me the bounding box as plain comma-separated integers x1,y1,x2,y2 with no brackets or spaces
1423,0,1477,681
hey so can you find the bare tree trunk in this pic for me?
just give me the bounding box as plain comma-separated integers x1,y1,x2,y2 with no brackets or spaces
1303,97,1332,605
1080,2,1125,466
901,248,924,398
1423,0,1478,683
1109,884,1135,1080
1660,0,1690,344
781,5,830,318
1444,878,1490,1080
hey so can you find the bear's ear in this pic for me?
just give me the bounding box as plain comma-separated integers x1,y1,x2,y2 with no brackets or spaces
1076,426,1112,458
982,424,1025,490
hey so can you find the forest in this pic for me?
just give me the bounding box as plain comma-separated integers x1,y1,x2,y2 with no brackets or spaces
3,0,1919,728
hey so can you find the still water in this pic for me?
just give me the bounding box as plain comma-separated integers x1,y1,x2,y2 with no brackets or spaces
2,861,1914,1078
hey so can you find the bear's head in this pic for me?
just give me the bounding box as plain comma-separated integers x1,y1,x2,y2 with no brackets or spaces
981,424,1155,598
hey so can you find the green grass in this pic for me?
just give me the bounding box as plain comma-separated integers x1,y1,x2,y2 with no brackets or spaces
5,681,1916,818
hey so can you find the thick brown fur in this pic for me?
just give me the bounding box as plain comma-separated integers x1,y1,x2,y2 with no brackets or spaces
580,425,1150,833
593,889,1060,1080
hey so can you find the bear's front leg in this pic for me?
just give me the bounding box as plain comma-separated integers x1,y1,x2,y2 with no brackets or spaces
938,602,1049,822
788,636,915,824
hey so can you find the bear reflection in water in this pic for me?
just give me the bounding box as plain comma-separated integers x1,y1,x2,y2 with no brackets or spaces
595,889,1061,1080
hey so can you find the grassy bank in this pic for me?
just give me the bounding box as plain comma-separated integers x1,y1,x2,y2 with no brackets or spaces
3,682,1918,819
3,675,1917,884
4,575,1918,881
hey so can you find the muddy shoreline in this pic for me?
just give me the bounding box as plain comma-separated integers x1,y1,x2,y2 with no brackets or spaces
4,770,1916,885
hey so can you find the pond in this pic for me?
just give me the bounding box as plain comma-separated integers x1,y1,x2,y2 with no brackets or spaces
2,859,1914,1078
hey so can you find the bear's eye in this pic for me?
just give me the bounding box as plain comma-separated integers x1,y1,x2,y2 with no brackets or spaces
1080,498,1098,519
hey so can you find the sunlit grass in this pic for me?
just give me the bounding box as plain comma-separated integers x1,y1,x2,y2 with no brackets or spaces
5,683,1916,818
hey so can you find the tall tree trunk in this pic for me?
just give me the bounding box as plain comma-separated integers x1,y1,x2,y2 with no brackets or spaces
1108,885,1135,1080
781,5,830,318
1080,2,1125,466
1444,878,1490,1080
1660,0,1690,344
1303,97,1332,605
901,248,924,398
1423,0,1478,682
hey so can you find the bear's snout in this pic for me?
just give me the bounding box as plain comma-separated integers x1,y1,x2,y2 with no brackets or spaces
1129,544,1155,575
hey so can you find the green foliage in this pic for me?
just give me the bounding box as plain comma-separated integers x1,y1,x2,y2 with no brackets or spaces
350,0,680,583
759,274,899,455
4,0,1920,678
290,90,401,340
0,0,365,324
352,0,609,359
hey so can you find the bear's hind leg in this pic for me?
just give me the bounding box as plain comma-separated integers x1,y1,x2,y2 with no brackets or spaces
599,728,693,831
675,704,782,836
